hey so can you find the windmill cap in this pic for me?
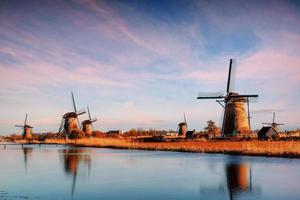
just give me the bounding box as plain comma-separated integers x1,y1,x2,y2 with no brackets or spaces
63,112,77,118
178,122,187,126
82,120,92,125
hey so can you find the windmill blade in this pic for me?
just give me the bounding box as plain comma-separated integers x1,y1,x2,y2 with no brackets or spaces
262,123,272,125
216,100,225,108
91,118,97,123
58,118,64,133
24,113,28,126
275,123,285,126
77,109,86,115
183,112,188,130
272,112,275,123
226,59,233,93
219,108,225,134
229,94,259,102
197,92,225,99
230,94,259,98
15,125,24,128
77,117,81,129
71,92,77,113
87,106,92,121
226,58,236,94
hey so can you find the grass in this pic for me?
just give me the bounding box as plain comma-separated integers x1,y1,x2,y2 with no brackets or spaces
42,137,300,158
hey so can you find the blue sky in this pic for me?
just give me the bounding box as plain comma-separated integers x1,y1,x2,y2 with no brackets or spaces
0,0,300,135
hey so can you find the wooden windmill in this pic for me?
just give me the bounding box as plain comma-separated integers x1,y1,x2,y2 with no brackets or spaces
15,113,33,140
197,59,259,136
81,106,97,136
58,92,86,138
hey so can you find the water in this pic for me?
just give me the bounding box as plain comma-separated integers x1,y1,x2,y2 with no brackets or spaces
0,144,299,200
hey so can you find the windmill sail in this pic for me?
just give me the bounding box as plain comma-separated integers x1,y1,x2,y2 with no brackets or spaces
226,59,233,93
24,113,28,126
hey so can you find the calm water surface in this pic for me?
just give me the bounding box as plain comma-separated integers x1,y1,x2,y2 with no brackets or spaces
0,144,300,200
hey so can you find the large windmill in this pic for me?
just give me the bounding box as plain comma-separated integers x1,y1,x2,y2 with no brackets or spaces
59,92,86,138
81,106,97,136
262,112,284,131
15,114,33,140
197,59,259,136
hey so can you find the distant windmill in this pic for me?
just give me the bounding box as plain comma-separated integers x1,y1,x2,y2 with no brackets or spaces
81,106,97,136
178,112,188,136
15,114,33,140
58,92,86,138
197,59,259,136
262,112,284,131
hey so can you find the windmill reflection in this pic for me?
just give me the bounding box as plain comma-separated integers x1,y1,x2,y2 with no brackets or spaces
23,147,33,173
199,162,260,200
226,163,252,200
60,148,91,198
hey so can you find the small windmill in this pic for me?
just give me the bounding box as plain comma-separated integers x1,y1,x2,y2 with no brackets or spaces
58,92,86,138
262,112,284,131
178,112,188,136
15,114,33,140
197,59,259,136
81,106,97,136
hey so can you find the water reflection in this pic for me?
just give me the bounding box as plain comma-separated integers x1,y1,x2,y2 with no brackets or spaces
23,147,33,173
200,162,260,200
59,148,91,198
226,163,250,200
1,146,299,200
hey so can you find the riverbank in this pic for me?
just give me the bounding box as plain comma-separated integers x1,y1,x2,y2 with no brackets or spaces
34,137,300,158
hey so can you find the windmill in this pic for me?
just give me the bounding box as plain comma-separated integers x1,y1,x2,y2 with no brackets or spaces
178,112,188,136
58,92,86,138
262,112,284,131
81,106,97,136
15,114,33,140
197,59,259,136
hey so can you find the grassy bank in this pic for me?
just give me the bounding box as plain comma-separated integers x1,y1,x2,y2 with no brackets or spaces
42,138,300,158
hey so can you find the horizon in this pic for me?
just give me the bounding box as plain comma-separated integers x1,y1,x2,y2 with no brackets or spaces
1,0,300,135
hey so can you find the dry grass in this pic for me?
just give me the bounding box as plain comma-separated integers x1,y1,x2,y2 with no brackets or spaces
43,138,300,158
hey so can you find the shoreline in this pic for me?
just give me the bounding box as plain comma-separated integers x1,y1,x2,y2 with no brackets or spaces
4,137,300,158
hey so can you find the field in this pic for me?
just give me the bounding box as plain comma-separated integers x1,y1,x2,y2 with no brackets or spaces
41,137,300,158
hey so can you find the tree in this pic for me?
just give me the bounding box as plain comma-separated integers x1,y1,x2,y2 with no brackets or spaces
204,120,220,139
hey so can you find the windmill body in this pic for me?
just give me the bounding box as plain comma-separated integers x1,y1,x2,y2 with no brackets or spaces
177,112,188,136
198,59,258,136
23,125,33,140
222,93,250,135
178,122,187,136
82,120,93,136
82,107,97,136
63,112,79,134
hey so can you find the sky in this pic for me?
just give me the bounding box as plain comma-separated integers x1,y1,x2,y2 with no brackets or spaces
0,0,300,135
